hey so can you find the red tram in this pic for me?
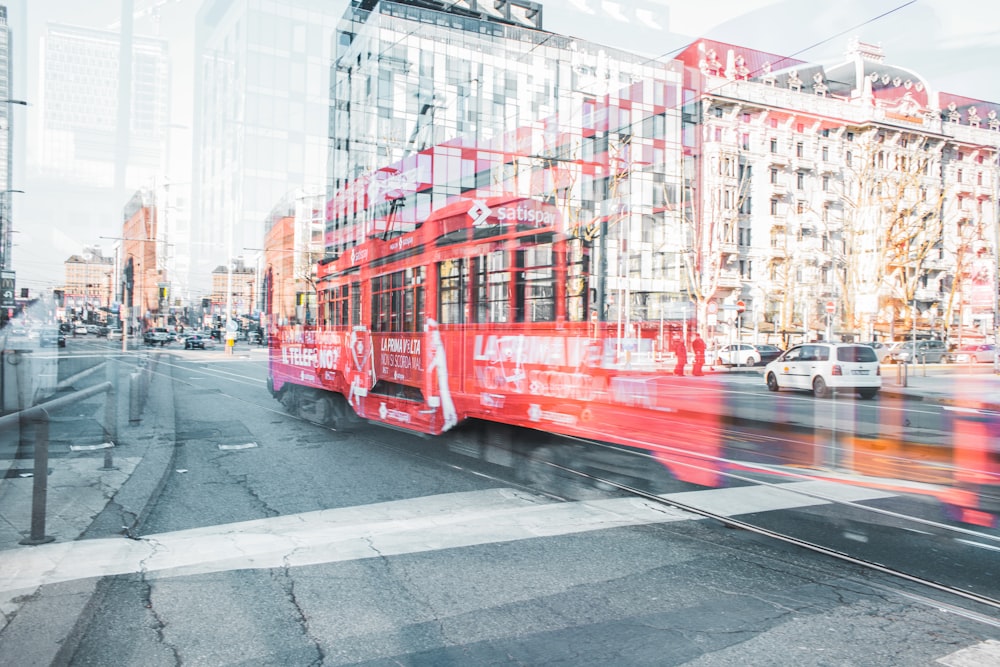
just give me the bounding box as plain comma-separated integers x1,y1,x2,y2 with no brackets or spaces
267,195,999,526
267,195,726,486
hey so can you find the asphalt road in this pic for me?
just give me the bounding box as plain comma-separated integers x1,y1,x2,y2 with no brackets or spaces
36,345,1000,665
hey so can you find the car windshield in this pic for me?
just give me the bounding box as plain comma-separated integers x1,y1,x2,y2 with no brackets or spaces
2,2,999,665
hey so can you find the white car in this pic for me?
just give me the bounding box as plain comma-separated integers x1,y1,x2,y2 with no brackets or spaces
764,342,881,399
711,343,761,367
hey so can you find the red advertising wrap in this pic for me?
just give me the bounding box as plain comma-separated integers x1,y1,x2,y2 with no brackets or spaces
268,195,1000,529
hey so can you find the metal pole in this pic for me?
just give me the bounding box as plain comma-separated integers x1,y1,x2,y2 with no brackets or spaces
20,410,55,545
101,361,118,470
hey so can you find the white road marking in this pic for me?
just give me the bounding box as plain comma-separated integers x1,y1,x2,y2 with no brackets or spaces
217,442,258,451
69,443,114,451
954,538,1000,553
0,482,893,595
937,639,1000,666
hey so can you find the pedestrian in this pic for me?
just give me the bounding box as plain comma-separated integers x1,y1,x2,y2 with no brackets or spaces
672,335,687,376
691,332,706,376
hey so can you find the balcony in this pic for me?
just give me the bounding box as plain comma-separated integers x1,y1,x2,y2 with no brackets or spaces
719,241,738,256
914,288,944,302
818,160,840,174
767,153,789,167
717,271,743,288
791,157,815,172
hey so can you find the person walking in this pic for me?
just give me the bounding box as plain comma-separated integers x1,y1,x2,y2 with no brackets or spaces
691,332,706,376
672,335,687,376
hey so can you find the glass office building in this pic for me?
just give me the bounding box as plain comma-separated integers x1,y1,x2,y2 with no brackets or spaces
329,0,691,326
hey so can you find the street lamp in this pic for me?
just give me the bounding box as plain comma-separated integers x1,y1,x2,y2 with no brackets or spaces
0,98,28,271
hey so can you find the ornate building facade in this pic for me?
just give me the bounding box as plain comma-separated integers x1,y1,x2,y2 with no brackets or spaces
684,38,1000,342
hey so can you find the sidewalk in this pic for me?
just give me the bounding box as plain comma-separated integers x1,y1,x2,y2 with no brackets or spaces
0,351,178,665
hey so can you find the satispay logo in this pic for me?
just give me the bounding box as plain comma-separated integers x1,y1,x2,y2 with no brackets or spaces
468,200,492,227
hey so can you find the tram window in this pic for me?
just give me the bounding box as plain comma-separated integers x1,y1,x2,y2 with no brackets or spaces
516,242,555,322
325,284,350,326
340,284,349,325
474,250,510,323
566,238,590,322
351,282,361,326
438,259,465,324
370,268,425,332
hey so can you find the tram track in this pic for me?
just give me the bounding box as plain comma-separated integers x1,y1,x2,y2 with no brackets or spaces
146,351,1000,619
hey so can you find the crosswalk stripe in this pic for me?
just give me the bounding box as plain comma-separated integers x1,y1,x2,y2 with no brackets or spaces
0,482,893,595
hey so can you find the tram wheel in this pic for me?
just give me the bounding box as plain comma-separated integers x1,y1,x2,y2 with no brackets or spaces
280,386,300,415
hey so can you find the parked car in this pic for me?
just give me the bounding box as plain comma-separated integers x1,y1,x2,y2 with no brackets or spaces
860,341,891,363
751,344,784,366
947,343,996,364
889,339,947,364
74,324,88,335
183,333,214,350
764,342,881,399
712,343,763,367
107,328,124,341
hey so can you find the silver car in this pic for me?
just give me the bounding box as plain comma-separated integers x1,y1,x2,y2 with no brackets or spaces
948,344,996,364
889,339,947,364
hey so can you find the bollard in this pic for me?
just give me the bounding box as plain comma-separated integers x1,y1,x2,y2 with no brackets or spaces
129,371,142,424
101,373,118,471
20,410,55,545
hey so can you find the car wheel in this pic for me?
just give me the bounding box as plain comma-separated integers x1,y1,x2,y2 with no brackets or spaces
766,373,779,392
184,342,190,349
748,355,760,366
859,388,878,400
812,376,829,398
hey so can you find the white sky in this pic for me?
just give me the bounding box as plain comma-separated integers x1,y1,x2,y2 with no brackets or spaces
11,0,1000,293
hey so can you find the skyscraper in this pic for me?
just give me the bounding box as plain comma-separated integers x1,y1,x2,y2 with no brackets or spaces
191,0,341,296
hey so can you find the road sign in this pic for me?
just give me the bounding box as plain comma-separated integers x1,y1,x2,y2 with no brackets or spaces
736,300,746,313
825,300,836,314
706,300,718,315
0,270,15,309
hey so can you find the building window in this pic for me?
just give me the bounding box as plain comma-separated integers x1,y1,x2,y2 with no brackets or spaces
822,175,830,191
846,131,854,142
770,138,778,153
821,146,829,161
796,142,804,157
845,150,853,166
796,200,805,215
770,199,778,215
796,172,805,189
770,167,779,184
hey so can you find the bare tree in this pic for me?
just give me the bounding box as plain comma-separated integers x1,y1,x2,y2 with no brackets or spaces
838,128,944,337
